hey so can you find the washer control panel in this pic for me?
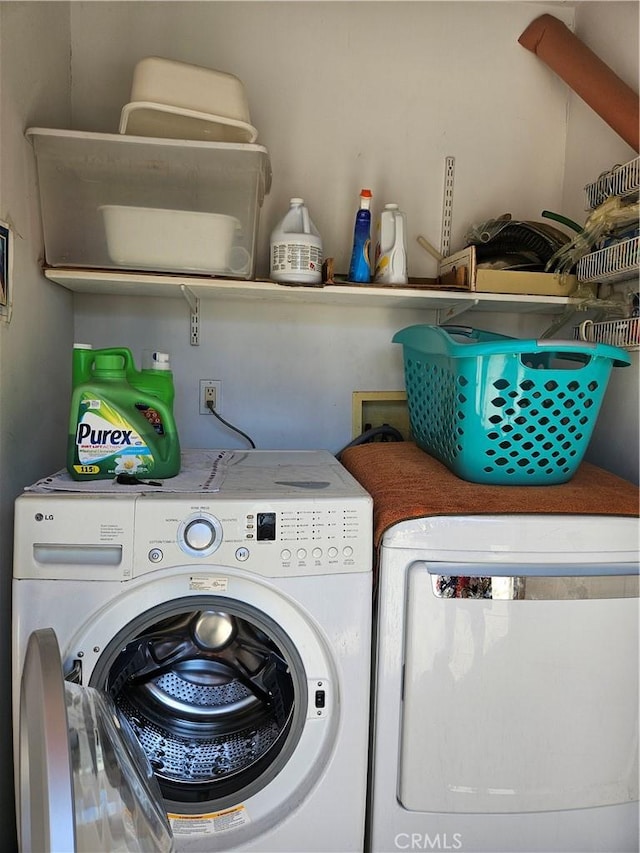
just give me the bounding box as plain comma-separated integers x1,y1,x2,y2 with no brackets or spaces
134,497,372,578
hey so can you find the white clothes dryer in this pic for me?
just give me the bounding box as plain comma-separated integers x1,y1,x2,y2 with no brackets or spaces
13,450,373,853
368,513,639,853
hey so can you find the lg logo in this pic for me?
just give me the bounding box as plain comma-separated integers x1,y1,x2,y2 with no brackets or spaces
34,513,54,521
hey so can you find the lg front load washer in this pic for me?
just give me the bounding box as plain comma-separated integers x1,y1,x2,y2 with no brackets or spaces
13,450,373,853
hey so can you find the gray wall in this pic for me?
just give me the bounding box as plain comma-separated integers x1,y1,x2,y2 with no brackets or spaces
0,2,73,841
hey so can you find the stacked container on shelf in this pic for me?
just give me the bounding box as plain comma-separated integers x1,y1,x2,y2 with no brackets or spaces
576,157,639,287
26,58,272,282
573,156,640,351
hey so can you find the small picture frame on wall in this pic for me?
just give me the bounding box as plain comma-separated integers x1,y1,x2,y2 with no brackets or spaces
0,220,12,321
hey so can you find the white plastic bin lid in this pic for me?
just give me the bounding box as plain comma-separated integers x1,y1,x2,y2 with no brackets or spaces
119,101,258,144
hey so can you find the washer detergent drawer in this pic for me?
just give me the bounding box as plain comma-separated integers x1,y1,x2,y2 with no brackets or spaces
399,562,639,814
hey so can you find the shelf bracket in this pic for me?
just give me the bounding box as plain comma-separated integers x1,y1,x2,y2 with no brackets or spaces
437,299,478,324
181,284,200,346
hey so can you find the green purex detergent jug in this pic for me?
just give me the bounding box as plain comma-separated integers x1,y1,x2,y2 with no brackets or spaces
68,344,181,481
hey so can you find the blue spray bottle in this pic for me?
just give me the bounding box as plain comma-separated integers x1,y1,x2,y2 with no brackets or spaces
348,189,373,283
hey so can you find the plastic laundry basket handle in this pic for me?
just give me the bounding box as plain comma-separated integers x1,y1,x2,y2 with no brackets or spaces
441,324,514,343
441,326,630,367
441,325,478,338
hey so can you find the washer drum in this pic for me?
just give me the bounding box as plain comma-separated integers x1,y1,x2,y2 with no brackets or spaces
105,608,297,803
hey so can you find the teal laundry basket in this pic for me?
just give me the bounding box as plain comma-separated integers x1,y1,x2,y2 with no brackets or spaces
393,324,631,485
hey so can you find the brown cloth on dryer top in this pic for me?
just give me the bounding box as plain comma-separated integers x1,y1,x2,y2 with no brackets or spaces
340,442,640,550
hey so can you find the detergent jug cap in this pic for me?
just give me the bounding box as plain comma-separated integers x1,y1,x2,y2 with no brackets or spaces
73,342,93,350
290,197,304,205
151,351,171,370
384,203,399,210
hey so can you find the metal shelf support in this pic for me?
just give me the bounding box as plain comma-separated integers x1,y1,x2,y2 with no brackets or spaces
181,284,200,346
437,299,478,324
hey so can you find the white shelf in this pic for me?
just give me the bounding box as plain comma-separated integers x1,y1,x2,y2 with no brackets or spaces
574,317,639,352
577,236,639,286
43,268,582,316
584,157,640,209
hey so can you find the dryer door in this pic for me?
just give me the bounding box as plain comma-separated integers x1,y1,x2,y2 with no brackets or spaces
19,628,175,853
399,563,640,814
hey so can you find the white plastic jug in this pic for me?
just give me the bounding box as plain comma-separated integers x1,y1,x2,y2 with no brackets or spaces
374,203,408,285
270,198,323,284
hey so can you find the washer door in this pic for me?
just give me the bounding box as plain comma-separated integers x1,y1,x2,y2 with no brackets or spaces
61,571,344,845
20,628,175,853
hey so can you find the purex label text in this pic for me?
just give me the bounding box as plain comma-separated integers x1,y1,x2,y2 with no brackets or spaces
76,423,134,445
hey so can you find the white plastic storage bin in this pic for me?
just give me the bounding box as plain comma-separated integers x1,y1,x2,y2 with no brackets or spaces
26,128,271,279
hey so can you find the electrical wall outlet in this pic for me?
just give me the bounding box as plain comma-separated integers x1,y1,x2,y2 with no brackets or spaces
199,380,222,415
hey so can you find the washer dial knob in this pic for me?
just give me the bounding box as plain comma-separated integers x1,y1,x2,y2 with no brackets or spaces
185,519,215,550
178,513,223,558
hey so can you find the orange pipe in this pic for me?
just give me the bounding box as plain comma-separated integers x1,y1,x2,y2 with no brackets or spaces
518,14,639,152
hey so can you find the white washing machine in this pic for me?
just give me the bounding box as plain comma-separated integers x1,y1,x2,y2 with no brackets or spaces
368,513,639,853
12,450,373,853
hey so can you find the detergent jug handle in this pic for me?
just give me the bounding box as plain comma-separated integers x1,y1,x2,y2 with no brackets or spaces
97,348,137,374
